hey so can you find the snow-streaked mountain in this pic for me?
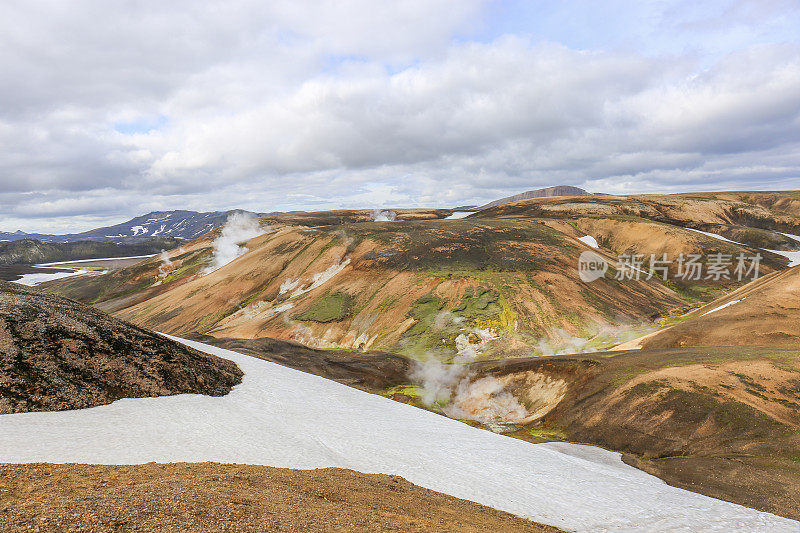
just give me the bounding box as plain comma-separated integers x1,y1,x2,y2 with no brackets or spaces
0,210,275,244
0,337,795,532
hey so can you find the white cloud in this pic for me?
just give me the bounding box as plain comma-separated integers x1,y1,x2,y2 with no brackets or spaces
0,0,799,232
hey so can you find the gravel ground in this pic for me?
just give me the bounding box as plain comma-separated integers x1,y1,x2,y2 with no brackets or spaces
0,462,560,532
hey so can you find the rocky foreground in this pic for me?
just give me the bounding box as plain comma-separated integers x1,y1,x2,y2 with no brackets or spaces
0,463,559,532
0,281,242,413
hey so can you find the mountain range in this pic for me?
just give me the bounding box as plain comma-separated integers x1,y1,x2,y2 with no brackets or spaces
0,209,272,244
2,185,598,244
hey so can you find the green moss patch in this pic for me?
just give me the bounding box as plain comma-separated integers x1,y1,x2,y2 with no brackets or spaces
296,292,354,323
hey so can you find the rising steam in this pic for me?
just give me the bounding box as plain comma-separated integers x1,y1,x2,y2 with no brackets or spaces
204,212,266,273
410,318,529,431
157,250,173,278
372,209,396,221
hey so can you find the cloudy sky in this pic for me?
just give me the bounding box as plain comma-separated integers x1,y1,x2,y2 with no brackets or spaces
2,0,800,233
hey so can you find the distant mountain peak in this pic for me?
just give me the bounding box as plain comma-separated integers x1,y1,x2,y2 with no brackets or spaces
479,185,596,209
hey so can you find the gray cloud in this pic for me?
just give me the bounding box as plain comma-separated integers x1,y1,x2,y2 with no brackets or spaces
0,0,799,233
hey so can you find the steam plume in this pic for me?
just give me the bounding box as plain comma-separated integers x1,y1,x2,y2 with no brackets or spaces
410,320,529,431
372,209,396,222
157,250,173,277
204,212,266,273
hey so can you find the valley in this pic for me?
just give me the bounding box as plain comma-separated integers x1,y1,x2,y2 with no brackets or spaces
6,190,800,530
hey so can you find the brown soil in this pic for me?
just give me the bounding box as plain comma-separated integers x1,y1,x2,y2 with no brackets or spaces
0,282,242,414
45,218,687,357
641,266,800,348
475,345,800,520
0,462,559,533
188,334,411,394
474,191,800,236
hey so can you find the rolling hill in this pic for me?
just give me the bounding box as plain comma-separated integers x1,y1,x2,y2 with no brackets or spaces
479,185,596,209
20,190,800,523
0,237,181,265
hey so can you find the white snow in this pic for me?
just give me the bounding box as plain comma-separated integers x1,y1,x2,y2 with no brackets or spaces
765,249,800,267
780,232,800,244
702,299,743,316
0,337,795,532
685,228,741,244
130,225,148,236
773,233,800,266
576,235,599,248
444,211,472,219
686,228,800,267
12,268,88,286
290,259,351,298
36,254,156,266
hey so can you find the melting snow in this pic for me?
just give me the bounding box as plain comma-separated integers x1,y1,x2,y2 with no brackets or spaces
702,299,744,316
37,254,156,266
685,228,741,244
780,232,800,244
577,235,599,248
444,211,472,219
0,337,795,532
686,228,800,267
130,225,147,236
12,269,88,286
290,259,350,298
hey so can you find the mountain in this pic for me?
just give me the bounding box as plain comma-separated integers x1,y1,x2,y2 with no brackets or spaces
46,212,692,357
28,191,800,521
0,209,272,244
0,237,182,265
479,185,595,209
0,281,242,413
44,196,796,360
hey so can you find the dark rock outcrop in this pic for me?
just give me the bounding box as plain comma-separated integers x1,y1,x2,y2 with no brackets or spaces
0,281,242,414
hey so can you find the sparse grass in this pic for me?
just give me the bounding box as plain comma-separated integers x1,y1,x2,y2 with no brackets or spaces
296,292,354,323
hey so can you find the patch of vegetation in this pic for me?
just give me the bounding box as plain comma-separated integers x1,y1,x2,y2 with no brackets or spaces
452,285,503,326
524,425,569,441
405,293,445,338
296,292,354,323
326,219,569,273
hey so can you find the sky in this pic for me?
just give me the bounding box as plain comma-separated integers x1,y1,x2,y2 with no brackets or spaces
1,0,800,233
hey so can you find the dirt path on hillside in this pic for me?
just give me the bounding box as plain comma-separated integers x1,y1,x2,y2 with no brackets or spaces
0,463,560,532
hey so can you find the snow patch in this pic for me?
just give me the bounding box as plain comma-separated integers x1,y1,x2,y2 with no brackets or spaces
576,235,599,248
702,299,743,316
764,249,800,267
130,225,147,236
444,211,472,219
685,227,740,244
12,269,88,286
686,227,800,267
0,337,795,532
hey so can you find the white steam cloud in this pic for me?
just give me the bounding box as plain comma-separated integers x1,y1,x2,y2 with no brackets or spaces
372,209,396,222
157,250,173,278
410,318,529,431
204,212,266,273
